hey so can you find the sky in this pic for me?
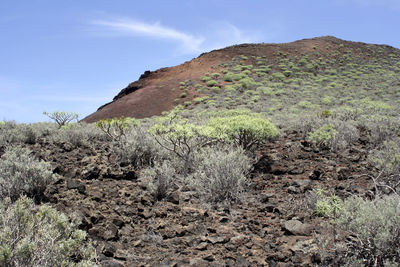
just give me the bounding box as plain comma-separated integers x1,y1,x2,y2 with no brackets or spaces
1,0,399,122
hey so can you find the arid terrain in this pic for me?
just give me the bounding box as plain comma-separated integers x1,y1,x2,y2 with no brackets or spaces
1,36,400,266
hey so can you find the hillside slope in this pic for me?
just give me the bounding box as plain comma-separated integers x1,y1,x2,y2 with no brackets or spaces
83,36,400,122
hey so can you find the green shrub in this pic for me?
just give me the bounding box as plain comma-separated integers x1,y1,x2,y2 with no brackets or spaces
206,80,218,87
207,113,279,150
180,92,187,98
201,76,211,82
0,146,55,202
43,111,79,128
96,117,136,141
211,73,220,79
191,145,251,203
223,72,234,82
237,77,257,89
0,196,97,266
309,124,338,148
257,86,273,96
271,72,286,81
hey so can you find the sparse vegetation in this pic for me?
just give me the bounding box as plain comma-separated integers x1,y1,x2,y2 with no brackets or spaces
1,38,400,266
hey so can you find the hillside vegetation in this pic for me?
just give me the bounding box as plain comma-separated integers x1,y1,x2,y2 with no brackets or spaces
1,37,400,266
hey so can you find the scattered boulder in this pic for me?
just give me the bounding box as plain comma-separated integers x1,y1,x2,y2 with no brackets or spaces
283,219,314,236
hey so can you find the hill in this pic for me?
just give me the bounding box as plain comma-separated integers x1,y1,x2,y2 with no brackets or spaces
83,36,400,123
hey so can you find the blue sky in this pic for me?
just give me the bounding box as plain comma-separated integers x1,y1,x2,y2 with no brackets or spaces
1,0,399,122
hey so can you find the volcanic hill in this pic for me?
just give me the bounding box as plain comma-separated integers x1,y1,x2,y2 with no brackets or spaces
83,36,400,122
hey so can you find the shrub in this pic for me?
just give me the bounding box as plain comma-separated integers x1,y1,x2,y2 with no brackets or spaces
113,126,167,168
149,112,217,173
140,161,177,200
368,139,400,194
271,72,286,81
0,196,97,266
237,77,257,89
207,113,279,150
0,146,55,202
180,92,187,98
51,122,106,147
96,117,136,141
0,122,45,146
330,195,400,266
307,119,359,151
211,73,220,79
201,75,211,82
43,111,79,128
309,124,338,148
223,72,234,82
191,145,251,203
206,80,218,87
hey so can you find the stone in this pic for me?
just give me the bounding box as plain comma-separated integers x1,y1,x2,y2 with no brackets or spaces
114,249,130,260
103,242,116,257
287,186,299,194
309,169,322,180
166,191,180,204
89,224,118,241
66,179,86,194
283,219,313,236
195,242,208,250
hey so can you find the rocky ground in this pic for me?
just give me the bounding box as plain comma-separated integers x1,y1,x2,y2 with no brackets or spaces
20,128,375,267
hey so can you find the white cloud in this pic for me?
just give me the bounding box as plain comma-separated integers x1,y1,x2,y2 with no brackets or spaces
89,17,261,54
91,18,205,53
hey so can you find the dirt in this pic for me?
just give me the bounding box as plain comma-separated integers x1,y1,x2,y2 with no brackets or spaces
26,129,375,266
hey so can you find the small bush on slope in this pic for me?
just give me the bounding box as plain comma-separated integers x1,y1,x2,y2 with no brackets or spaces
113,125,168,168
190,145,252,203
0,146,55,202
368,138,400,195
140,161,177,200
325,195,400,266
0,196,97,266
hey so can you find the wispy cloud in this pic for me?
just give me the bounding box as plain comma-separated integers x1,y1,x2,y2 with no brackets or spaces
91,18,205,53
89,17,261,54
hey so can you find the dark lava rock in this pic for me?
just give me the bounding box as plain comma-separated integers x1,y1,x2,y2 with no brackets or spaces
309,168,322,180
166,191,180,205
89,224,119,241
66,179,86,194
